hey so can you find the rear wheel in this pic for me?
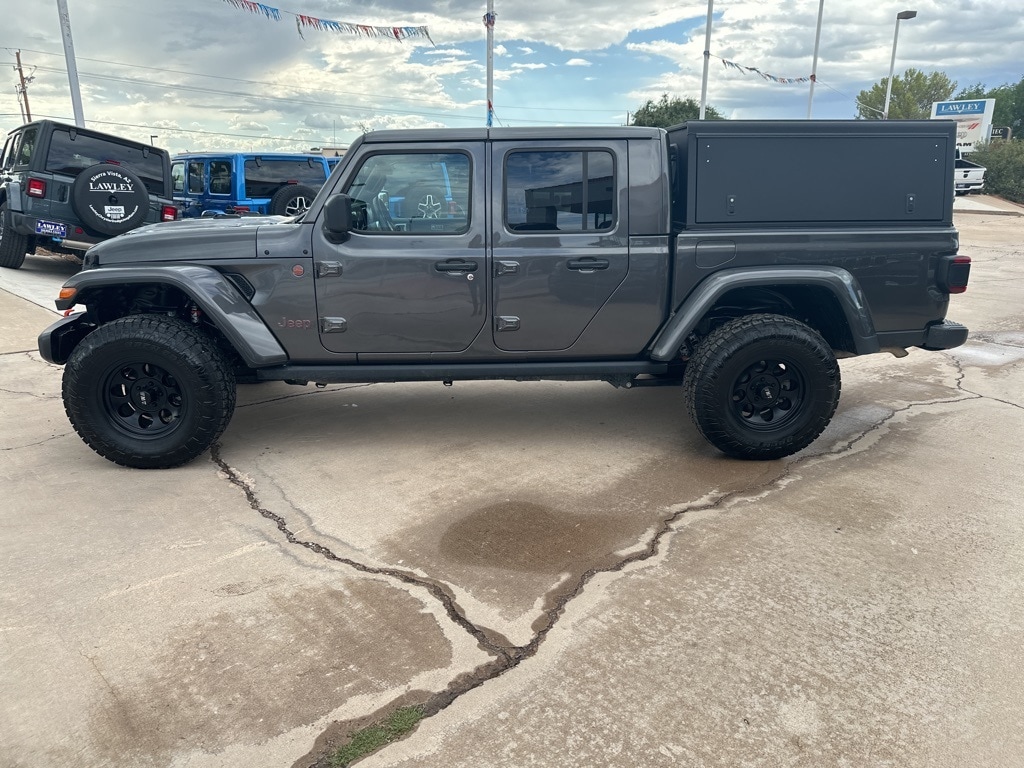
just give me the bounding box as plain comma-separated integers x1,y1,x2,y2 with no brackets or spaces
269,184,317,216
63,316,236,468
0,202,29,269
683,314,841,460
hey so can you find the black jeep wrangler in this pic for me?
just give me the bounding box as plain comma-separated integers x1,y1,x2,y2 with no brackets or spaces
0,120,177,269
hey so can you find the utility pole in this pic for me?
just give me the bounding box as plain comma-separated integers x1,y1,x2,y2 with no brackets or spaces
14,50,32,122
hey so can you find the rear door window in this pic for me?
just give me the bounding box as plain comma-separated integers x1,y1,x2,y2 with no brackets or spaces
44,128,166,195
14,127,38,167
209,160,232,195
504,150,615,232
187,161,205,194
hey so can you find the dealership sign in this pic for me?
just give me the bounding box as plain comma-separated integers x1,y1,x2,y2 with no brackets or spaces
930,99,996,152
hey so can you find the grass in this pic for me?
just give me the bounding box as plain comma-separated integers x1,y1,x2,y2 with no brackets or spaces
329,706,425,767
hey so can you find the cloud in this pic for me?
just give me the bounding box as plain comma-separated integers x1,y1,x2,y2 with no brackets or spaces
228,119,270,133
4,0,1023,152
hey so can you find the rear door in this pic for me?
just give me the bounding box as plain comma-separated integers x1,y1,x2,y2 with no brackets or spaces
490,141,628,352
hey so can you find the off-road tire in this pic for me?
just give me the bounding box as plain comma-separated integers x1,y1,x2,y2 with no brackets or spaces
63,316,236,468
269,184,317,216
683,313,841,460
0,202,29,269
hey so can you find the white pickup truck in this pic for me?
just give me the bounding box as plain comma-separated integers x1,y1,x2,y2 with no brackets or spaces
954,148,986,194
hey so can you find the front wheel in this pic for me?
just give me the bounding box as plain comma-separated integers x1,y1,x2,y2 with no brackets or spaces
63,316,237,468
683,314,841,460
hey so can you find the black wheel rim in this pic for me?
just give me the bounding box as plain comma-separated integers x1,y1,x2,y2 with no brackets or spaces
730,357,805,431
102,359,186,438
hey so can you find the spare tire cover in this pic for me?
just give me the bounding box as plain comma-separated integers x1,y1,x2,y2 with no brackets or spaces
71,164,151,236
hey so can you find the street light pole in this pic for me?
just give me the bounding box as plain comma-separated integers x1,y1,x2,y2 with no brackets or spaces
56,0,85,127
807,0,825,118
882,9,917,120
699,0,714,120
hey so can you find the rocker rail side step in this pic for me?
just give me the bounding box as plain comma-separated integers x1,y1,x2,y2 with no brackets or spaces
255,360,670,384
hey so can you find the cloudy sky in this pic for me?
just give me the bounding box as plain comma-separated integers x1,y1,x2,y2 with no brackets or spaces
1,0,1021,155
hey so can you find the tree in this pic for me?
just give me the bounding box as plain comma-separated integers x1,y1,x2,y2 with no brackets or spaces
631,94,724,127
969,140,1024,202
956,78,1024,137
856,68,956,120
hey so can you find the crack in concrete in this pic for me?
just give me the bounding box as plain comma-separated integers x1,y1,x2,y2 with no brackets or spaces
212,370,986,768
209,445,512,665
0,433,71,451
0,385,59,400
236,382,374,409
948,351,1024,410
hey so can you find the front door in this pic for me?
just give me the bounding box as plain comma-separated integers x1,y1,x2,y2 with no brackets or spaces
311,146,486,355
490,141,629,352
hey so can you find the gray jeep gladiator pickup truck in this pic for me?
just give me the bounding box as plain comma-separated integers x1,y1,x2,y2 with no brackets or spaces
39,120,971,469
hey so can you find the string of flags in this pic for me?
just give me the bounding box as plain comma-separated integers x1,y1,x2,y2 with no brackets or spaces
220,0,434,43
718,56,810,84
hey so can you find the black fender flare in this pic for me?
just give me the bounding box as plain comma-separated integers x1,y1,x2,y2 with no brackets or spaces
54,264,288,367
649,265,879,361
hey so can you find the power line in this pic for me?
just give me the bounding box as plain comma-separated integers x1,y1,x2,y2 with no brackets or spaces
1,111,321,145
6,45,625,118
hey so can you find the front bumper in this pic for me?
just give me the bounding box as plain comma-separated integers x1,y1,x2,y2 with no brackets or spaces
38,313,94,365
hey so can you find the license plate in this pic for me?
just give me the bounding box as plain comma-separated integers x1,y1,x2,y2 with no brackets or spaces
35,220,68,238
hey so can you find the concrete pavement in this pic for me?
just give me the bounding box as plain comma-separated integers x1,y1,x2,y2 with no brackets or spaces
1,207,1022,767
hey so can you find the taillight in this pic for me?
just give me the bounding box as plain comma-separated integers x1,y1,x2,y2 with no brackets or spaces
27,178,46,198
161,205,178,222
945,255,971,294
232,205,250,213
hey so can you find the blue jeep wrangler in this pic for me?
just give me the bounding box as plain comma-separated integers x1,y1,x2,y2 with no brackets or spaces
171,153,331,218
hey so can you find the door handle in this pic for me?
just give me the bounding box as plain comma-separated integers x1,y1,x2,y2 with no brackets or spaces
567,258,610,272
434,260,478,273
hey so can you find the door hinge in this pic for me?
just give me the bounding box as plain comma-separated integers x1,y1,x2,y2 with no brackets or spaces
495,260,519,276
317,261,343,277
320,317,348,333
495,316,520,332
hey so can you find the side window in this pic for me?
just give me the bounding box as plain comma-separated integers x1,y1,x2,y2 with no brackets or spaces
0,134,15,171
504,150,615,232
187,161,205,194
209,160,231,195
344,151,471,234
15,127,38,167
171,162,185,194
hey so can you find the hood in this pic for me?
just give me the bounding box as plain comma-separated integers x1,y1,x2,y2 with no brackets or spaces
82,215,293,268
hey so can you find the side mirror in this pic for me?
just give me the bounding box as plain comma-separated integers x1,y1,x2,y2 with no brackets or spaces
323,194,354,242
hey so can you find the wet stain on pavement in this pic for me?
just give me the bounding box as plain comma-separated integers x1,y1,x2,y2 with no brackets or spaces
437,500,636,574
87,583,452,765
